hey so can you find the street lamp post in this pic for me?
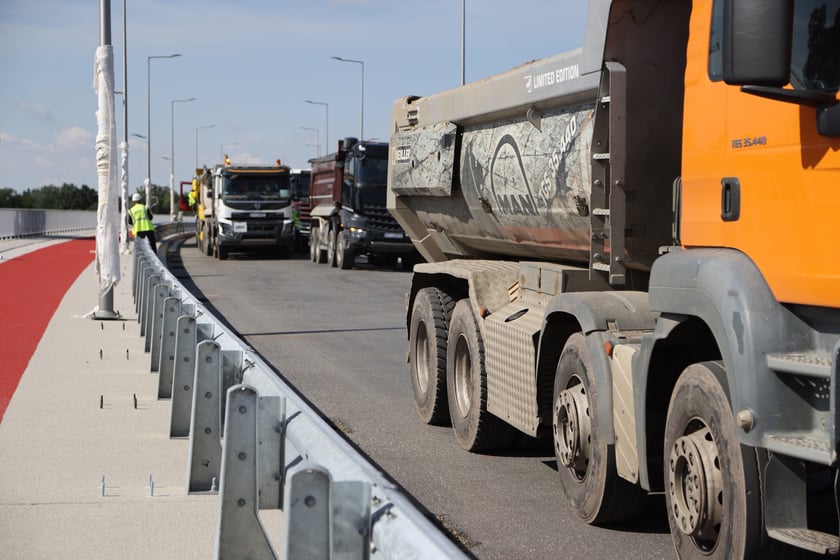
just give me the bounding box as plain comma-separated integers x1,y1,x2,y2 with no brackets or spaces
170,97,196,220
331,57,364,140
195,124,216,169
220,142,236,161
119,0,130,254
146,53,181,204
300,126,320,158
304,100,329,154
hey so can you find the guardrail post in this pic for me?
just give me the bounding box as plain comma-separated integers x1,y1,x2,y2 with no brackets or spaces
141,273,160,344
332,480,372,560
215,384,277,560
171,318,212,435
137,263,154,326
257,395,285,510
157,296,183,398
150,283,173,373
186,339,222,490
285,466,331,560
220,350,243,437
131,248,142,300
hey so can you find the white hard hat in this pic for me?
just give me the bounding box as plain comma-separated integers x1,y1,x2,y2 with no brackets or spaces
131,193,142,202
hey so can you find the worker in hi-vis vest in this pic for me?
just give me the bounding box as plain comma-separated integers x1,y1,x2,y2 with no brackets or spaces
128,192,157,254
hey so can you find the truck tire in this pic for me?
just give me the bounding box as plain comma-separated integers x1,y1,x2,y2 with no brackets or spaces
203,225,213,256
309,227,318,262
336,231,354,269
553,333,645,524
326,227,338,267
409,288,454,425
446,299,516,452
664,361,770,559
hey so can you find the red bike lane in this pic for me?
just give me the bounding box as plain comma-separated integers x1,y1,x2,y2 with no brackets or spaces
0,238,95,422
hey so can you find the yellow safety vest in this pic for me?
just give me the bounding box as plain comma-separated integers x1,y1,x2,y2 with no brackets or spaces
129,203,154,235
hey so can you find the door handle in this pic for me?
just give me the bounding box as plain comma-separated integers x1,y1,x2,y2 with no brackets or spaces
721,177,740,222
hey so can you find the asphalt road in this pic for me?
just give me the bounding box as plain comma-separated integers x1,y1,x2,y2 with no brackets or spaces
172,238,676,560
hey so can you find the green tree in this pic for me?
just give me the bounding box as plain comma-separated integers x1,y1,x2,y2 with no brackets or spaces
0,188,22,208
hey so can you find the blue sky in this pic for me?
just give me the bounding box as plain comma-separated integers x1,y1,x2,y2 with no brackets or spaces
0,0,586,192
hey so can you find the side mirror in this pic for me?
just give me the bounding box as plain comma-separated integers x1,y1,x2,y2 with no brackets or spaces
723,0,793,87
818,104,840,137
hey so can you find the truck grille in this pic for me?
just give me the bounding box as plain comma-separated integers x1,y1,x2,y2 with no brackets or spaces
361,204,401,232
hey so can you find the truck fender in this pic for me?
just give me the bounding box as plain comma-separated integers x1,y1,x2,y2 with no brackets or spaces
537,291,657,444
636,248,818,484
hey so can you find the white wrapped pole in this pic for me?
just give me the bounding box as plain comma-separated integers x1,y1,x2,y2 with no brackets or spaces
120,139,129,254
93,0,121,319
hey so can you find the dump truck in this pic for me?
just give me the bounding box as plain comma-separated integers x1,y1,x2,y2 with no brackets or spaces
308,137,417,269
388,0,840,557
193,157,295,260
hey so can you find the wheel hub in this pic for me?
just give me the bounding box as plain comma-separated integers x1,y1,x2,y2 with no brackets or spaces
414,322,430,393
668,426,723,542
453,335,472,417
554,383,591,476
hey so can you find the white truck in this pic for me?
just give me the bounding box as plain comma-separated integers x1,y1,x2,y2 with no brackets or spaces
194,158,295,260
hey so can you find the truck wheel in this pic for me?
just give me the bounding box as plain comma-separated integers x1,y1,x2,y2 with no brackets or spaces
326,227,338,267
446,299,515,452
203,226,213,256
553,333,645,524
309,226,319,262
336,231,354,269
664,361,766,559
409,288,454,425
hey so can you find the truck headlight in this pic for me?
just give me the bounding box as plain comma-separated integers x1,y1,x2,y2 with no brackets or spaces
220,222,233,235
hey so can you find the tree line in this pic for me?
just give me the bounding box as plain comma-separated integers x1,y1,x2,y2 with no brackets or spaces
0,183,173,214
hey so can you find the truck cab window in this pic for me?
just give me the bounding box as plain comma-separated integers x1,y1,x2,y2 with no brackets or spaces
708,0,724,80
357,156,388,184
344,156,356,186
792,0,840,91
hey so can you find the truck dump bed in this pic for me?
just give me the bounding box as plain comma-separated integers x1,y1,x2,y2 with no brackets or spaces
387,0,688,279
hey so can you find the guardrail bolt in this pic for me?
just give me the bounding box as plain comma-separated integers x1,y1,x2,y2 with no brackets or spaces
126,349,129,360
149,474,154,497
100,475,105,497
133,394,137,409
122,322,125,331
100,322,104,330
99,349,103,360
238,452,247,461
100,395,103,409
237,498,246,507
211,477,217,492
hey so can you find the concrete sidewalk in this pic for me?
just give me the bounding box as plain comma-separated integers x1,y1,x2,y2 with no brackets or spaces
0,248,217,559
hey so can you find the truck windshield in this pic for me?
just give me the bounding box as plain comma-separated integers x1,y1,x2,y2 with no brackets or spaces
791,0,840,91
223,174,291,201
357,156,388,184
291,174,310,198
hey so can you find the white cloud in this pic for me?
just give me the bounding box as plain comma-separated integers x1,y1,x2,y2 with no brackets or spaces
54,127,93,150
16,100,53,121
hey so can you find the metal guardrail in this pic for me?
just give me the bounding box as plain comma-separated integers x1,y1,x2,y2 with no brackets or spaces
134,227,469,560
0,209,97,239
